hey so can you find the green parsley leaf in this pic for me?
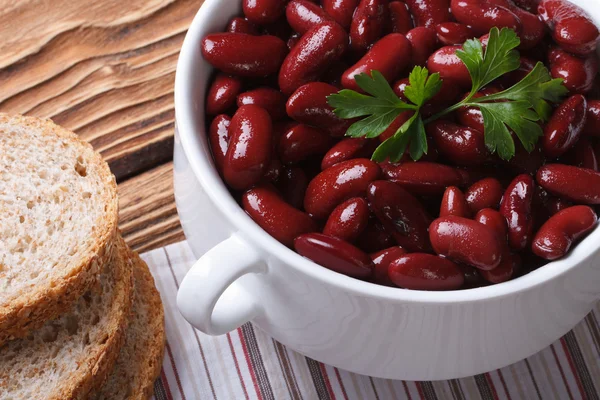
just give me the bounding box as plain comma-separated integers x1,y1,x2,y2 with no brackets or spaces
371,113,419,162
404,66,443,106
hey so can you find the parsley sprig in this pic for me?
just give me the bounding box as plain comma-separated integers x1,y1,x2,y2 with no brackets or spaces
327,27,568,161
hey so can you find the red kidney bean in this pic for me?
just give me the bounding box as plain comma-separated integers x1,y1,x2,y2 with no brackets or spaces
430,216,503,270
427,45,471,88
548,48,598,95
583,100,600,137
227,17,258,35
202,33,287,77
243,0,287,24
406,27,439,67
500,174,535,251
342,33,412,91
277,167,309,209
243,186,318,247
279,124,333,164
322,0,360,29
479,251,519,284
223,105,273,190
435,22,474,46
455,87,502,132
389,253,464,290
368,180,433,251
542,95,587,158
358,219,396,252
286,82,353,136
537,164,600,204
538,0,599,56
440,186,471,218
488,0,546,49
265,158,283,182
209,114,231,172
305,158,381,219
405,0,451,27
321,138,378,170
237,87,287,120
465,178,504,213
295,233,373,278
427,120,489,166
286,0,334,35
532,205,597,260
387,1,413,34
207,74,243,116
450,0,521,36
350,0,388,54
323,197,370,241
279,22,348,95
475,208,508,240
383,162,467,195
371,246,407,286
561,137,598,171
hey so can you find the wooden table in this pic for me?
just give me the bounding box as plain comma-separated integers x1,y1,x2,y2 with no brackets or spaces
0,0,203,252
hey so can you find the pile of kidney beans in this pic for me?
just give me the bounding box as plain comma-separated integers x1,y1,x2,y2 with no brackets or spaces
201,0,600,290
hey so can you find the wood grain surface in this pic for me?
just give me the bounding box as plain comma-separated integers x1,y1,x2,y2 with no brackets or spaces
0,0,204,251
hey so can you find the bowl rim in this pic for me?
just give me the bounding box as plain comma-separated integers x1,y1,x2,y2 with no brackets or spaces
174,0,600,304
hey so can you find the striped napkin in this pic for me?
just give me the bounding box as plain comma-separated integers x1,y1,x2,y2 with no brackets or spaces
144,241,600,400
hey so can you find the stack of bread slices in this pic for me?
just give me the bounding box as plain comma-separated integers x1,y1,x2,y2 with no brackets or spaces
0,114,166,400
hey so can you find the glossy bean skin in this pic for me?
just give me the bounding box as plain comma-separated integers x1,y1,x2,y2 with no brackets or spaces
435,22,474,46
279,22,348,95
322,0,360,29
202,33,287,77
323,197,370,242
237,87,287,120
321,138,377,170
286,0,334,35
427,120,489,166
387,1,413,34
542,95,587,158
207,74,243,115
537,164,600,204
532,205,597,260
429,216,503,270
487,0,545,50
350,0,388,54
279,124,333,164
561,137,598,171
405,0,450,27
208,114,231,172
371,246,407,286
367,180,433,252
223,105,273,190
227,17,258,34
243,0,287,24
427,45,471,88
295,233,373,278
286,82,352,137
382,162,467,195
475,208,508,240
479,252,519,284
406,27,439,67
243,187,318,247
277,167,309,209
304,159,381,219
342,34,412,91
549,49,598,95
450,0,521,36
440,186,471,218
500,174,535,251
583,100,600,137
389,254,464,290
465,178,504,213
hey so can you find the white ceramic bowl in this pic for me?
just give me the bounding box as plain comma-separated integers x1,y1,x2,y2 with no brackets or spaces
174,0,600,380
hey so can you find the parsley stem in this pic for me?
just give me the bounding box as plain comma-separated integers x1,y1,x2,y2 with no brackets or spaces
422,89,480,124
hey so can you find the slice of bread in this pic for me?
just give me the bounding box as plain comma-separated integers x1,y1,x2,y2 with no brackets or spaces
93,251,166,400
0,113,119,345
0,236,133,400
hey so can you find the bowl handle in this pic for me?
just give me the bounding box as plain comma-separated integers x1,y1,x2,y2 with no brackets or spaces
177,234,267,335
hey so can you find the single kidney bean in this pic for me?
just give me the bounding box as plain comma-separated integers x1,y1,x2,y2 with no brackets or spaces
450,0,520,36
350,0,388,54
368,180,432,252
295,233,373,278
542,95,587,158
561,137,598,171
548,48,598,94
532,205,597,260
371,246,407,286
243,0,287,24
406,27,439,67
427,45,471,88
440,186,471,218
321,138,378,170
358,219,396,252
475,208,508,240
305,158,381,219
383,162,467,195
500,174,535,251
583,100,600,137
323,197,370,242
405,0,450,27
277,167,309,209
286,82,353,136
202,33,287,77
427,120,489,166
223,105,273,190
387,1,413,34
435,22,474,46
430,216,503,270
322,0,360,29
389,254,464,290
237,87,287,120
209,114,231,172
286,0,334,35
207,74,243,115
538,0,599,56
226,17,258,35
243,186,318,247
465,178,504,213
537,164,600,204
342,33,412,91
479,251,519,284
279,124,333,164
279,22,348,95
